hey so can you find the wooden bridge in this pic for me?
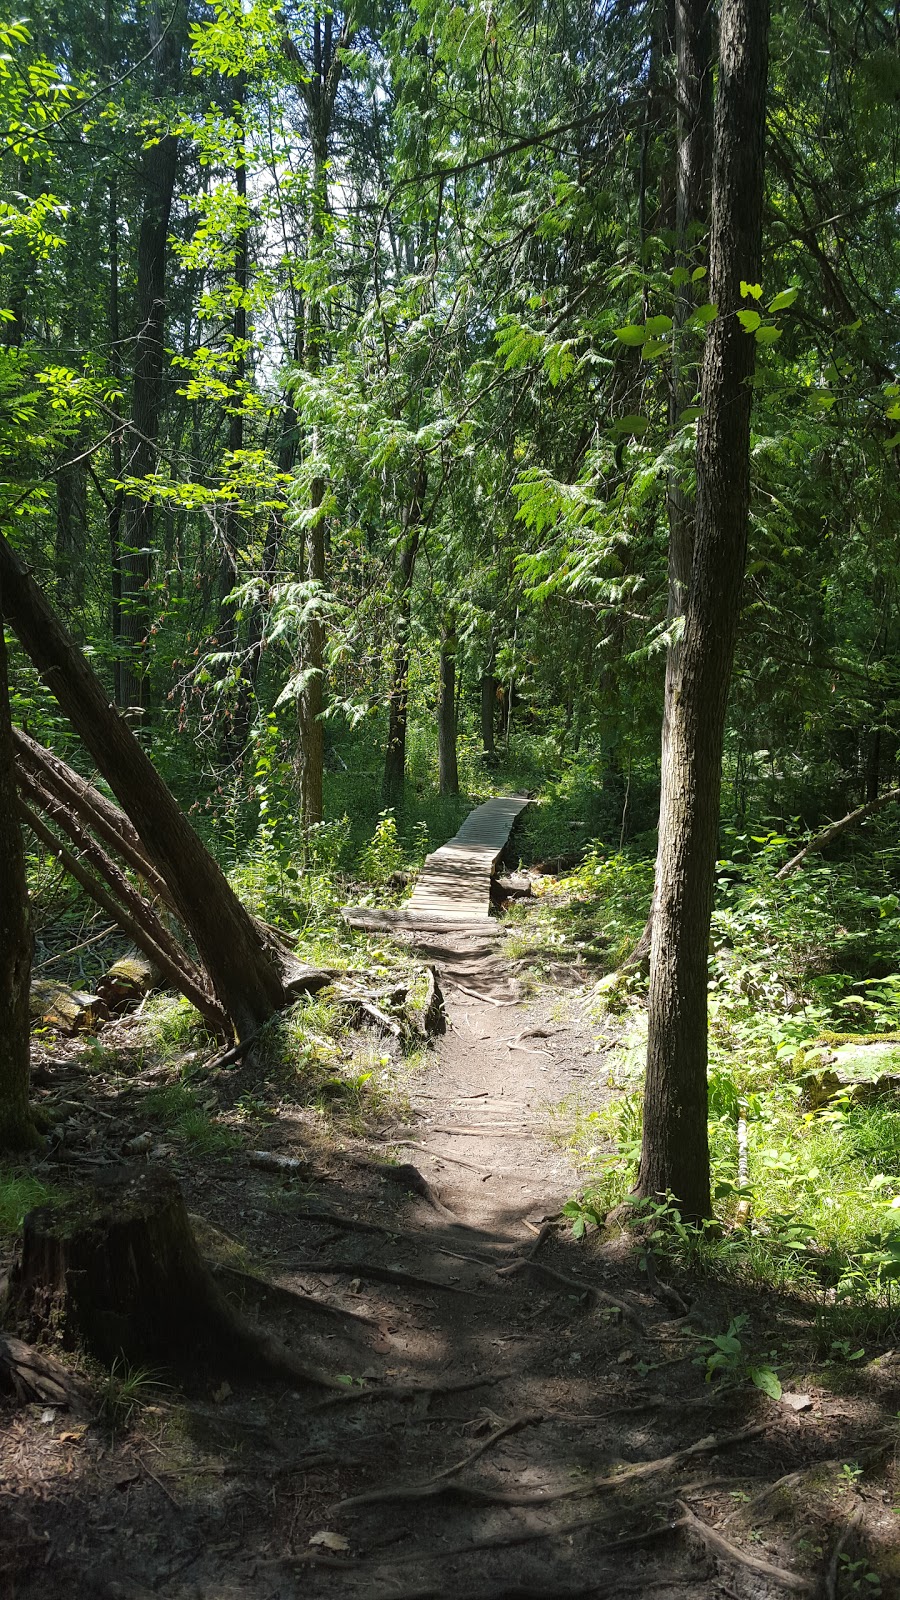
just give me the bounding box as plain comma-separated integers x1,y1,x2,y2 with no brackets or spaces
343,794,532,933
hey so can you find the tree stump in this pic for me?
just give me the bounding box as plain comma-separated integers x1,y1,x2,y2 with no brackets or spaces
8,1169,339,1387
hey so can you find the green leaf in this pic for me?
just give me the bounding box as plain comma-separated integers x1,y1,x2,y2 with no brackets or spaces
614,325,647,346
612,414,650,436
740,281,763,300
678,405,702,424
644,314,673,337
671,266,690,287
688,303,718,328
691,266,707,282
642,339,669,359
750,1367,783,1400
768,287,798,312
755,325,783,345
737,310,761,332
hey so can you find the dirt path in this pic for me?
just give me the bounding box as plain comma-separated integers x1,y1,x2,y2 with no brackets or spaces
4,935,900,1598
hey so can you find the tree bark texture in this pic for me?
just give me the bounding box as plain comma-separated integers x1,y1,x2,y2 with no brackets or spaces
0,584,38,1150
118,2,185,711
637,0,769,1218
438,618,459,796
0,530,285,1039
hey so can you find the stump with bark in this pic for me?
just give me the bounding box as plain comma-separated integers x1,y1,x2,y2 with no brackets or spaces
9,1169,344,1388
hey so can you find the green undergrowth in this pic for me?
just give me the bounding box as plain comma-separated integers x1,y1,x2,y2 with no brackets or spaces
132,983,425,1144
552,821,900,1336
0,1168,62,1236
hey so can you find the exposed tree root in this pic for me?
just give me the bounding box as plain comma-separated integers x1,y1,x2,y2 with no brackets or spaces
380,1138,493,1174
674,1500,815,1592
281,1258,485,1294
212,1263,383,1327
335,1423,764,1511
309,1373,509,1412
495,1255,644,1328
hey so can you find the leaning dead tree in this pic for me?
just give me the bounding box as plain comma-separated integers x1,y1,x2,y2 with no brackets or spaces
776,787,900,880
1,529,329,1040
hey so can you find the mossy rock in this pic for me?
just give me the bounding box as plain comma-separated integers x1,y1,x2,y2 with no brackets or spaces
794,1032,900,1109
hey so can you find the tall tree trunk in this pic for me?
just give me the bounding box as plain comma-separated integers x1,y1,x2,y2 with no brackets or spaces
119,1,184,712
108,174,125,704
637,0,769,1217
0,531,285,1040
0,583,39,1150
628,0,713,971
219,73,248,757
292,12,353,829
480,671,496,762
382,470,426,805
438,617,459,796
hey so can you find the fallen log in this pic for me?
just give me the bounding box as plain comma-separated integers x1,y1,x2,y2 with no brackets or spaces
0,1332,93,1415
29,978,108,1033
8,1169,350,1388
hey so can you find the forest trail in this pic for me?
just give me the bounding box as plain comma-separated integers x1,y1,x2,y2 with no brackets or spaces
344,793,532,931
10,940,900,1600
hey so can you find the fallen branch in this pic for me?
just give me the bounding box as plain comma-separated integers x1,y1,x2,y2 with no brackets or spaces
0,1333,92,1415
674,1500,814,1592
777,788,900,879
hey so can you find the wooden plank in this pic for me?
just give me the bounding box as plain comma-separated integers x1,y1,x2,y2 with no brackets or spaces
343,792,532,932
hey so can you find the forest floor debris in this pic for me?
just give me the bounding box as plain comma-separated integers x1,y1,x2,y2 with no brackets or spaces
2,921,900,1599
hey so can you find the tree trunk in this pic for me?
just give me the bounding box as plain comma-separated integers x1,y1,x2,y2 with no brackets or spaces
297,477,326,829
219,72,248,758
438,618,459,796
293,14,354,829
16,780,224,1032
0,579,39,1151
629,0,713,974
383,471,426,806
108,174,125,705
14,727,175,910
118,3,185,712
0,530,285,1039
9,1170,341,1387
480,672,496,762
637,0,769,1218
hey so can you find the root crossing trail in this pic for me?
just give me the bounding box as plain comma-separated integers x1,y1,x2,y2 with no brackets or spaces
7,908,899,1598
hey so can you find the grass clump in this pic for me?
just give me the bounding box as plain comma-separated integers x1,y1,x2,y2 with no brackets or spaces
0,1168,60,1236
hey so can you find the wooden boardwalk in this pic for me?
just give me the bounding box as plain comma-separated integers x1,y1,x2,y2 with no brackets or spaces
344,794,532,932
